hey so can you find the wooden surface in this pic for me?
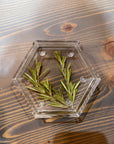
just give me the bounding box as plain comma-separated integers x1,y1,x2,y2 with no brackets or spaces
0,0,114,144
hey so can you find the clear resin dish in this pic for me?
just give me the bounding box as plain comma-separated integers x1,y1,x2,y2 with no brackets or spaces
13,41,101,119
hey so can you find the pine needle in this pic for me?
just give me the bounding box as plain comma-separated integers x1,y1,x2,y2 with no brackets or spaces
54,51,80,108
23,59,68,108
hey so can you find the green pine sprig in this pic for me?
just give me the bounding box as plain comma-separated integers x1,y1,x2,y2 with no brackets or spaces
54,51,80,108
23,59,68,108
23,52,80,109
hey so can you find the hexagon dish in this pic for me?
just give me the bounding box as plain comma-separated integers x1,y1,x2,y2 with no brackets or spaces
13,41,101,120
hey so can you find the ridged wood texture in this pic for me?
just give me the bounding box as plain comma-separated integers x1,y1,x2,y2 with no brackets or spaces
0,0,114,144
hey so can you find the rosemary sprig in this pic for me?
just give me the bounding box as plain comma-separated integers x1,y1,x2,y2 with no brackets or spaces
24,52,80,109
23,59,68,108
54,51,80,108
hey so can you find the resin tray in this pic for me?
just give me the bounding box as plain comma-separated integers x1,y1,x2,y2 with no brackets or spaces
13,41,101,119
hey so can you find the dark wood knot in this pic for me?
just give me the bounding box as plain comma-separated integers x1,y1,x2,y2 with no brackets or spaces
61,23,77,33
109,75,114,87
104,37,114,57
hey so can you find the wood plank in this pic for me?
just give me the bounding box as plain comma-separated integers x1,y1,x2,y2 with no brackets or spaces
0,0,114,143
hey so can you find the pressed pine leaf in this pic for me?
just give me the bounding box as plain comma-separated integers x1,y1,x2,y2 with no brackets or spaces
35,60,41,76
32,70,37,81
54,51,61,62
67,63,71,70
53,94,67,105
68,93,73,102
23,73,36,85
26,86,45,93
38,93,54,101
74,80,80,89
66,67,71,83
60,80,68,92
39,68,49,79
62,56,66,68
26,86,38,92
49,83,52,95
72,88,77,103
67,82,72,92
50,101,68,108
28,67,34,75
41,79,49,90
57,63,63,74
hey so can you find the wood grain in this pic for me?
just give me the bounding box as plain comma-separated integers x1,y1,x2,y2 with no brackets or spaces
0,0,114,143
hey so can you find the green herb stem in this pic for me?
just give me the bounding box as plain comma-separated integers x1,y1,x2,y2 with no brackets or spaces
23,59,68,108
54,51,80,108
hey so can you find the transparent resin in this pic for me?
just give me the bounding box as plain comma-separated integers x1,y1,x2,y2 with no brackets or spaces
13,41,101,119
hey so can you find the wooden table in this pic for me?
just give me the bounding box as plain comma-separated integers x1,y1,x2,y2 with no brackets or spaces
0,0,114,143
